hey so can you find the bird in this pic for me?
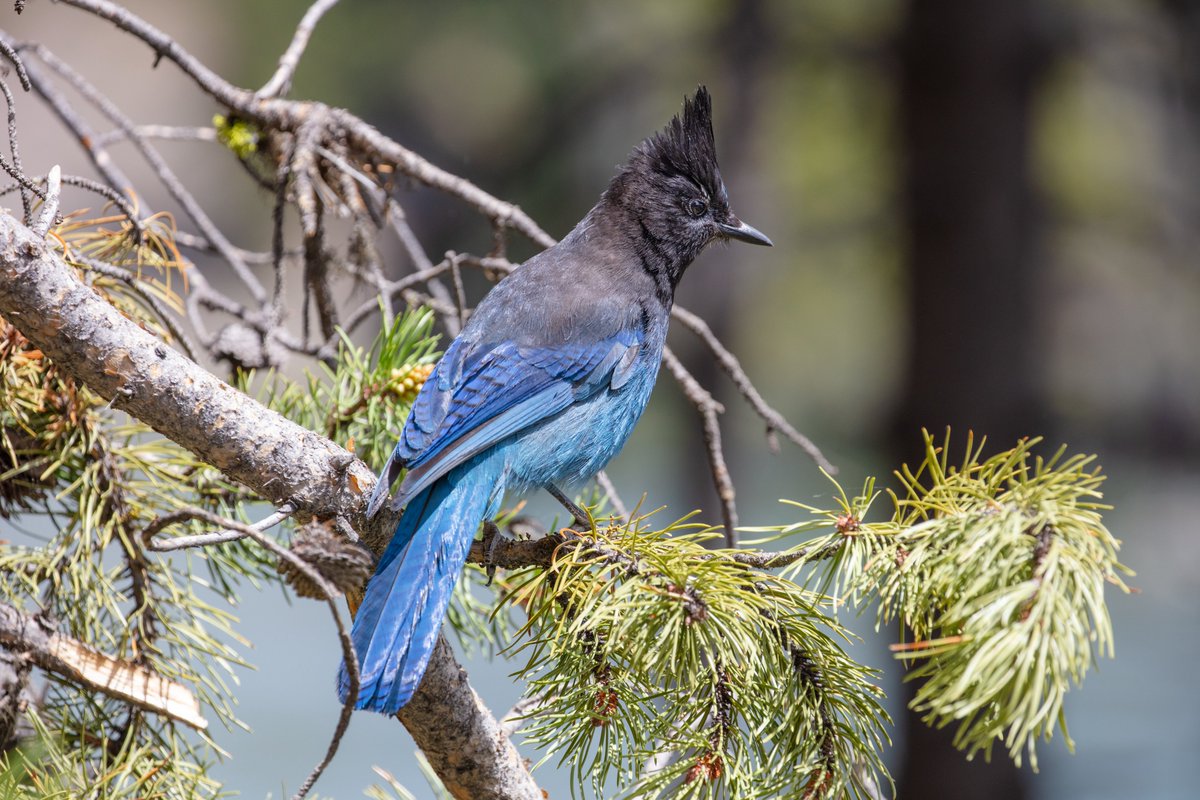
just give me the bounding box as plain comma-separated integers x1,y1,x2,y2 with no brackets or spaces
341,86,772,714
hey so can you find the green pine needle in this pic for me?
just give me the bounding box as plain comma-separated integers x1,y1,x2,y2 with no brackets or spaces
761,430,1133,771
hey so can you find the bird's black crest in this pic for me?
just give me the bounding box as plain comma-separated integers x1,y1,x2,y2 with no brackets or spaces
638,87,721,197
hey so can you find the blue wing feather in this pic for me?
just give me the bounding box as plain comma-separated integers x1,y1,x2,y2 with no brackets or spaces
379,327,642,512
392,382,575,508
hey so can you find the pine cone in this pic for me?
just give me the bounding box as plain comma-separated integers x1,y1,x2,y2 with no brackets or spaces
277,521,373,599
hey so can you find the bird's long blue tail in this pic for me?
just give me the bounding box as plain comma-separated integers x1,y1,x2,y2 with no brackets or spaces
339,458,503,714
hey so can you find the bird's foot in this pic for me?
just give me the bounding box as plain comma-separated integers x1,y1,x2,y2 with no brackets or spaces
483,519,505,585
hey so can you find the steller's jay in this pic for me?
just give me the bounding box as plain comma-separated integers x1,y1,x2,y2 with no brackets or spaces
341,87,772,714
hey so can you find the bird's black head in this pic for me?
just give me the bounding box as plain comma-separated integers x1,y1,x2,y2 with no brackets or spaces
601,87,771,287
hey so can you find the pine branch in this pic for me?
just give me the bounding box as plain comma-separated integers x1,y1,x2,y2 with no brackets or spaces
0,211,542,800
763,431,1134,770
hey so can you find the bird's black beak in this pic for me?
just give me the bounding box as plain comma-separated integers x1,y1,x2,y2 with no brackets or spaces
718,216,773,247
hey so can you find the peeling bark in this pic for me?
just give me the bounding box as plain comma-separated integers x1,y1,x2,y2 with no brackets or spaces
0,601,205,730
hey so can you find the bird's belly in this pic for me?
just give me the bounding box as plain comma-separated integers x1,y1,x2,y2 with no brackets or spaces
502,366,657,494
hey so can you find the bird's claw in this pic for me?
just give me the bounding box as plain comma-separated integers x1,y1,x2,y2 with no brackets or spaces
483,519,502,585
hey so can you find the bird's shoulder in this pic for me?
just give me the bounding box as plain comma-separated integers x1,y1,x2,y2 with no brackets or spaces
468,236,663,350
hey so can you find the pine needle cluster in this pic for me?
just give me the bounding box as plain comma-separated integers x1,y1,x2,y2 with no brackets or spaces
759,431,1132,771
505,519,890,799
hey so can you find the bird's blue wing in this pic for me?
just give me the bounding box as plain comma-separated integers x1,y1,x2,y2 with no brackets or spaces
370,327,643,515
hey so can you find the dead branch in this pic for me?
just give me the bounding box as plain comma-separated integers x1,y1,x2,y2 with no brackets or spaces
257,0,342,100
0,600,206,730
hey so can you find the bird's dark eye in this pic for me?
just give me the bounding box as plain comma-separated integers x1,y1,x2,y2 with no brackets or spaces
685,197,708,218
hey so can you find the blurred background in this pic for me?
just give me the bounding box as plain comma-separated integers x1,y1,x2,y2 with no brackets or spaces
5,0,1198,798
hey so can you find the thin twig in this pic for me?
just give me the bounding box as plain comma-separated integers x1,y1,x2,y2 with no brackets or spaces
2,37,138,214
256,0,342,99
54,0,254,112
291,596,357,800
32,164,60,236
270,132,294,327
662,347,738,546
448,252,468,330
501,692,555,736
77,255,200,361
0,76,30,223
387,201,434,272
92,124,217,148
671,306,836,474
173,231,291,264
139,504,354,800
0,171,131,221
339,261,453,338
303,201,339,348
595,470,629,519
0,150,44,204
141,505,294,552
60,173,139,223
0,37,32,91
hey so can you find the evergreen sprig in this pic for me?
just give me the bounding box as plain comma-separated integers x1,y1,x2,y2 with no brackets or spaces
507,518,891,799
758,431,1132,770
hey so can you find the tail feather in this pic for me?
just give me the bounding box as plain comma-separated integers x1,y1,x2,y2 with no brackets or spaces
339,458,503,714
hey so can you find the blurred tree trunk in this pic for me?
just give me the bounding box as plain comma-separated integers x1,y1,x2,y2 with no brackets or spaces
893,0,1050,797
